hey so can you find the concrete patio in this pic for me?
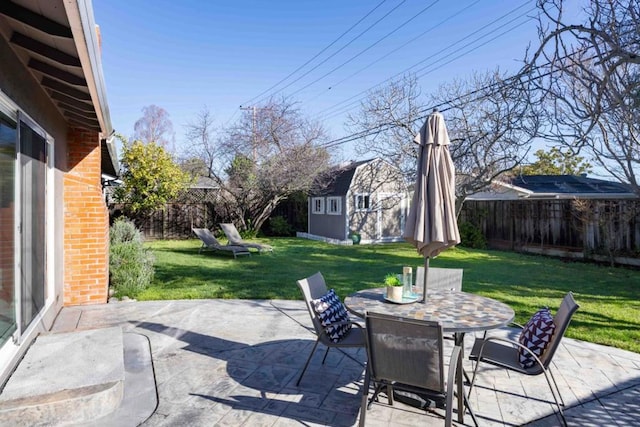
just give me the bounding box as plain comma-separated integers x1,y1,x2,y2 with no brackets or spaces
5,298,640,426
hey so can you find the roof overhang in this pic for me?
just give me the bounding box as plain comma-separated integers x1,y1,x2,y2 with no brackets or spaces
0,0,118,176
467,179,639,201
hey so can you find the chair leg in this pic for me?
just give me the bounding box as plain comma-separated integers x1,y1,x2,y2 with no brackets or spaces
359,369,371,427
467,352,567,427
321,346,330,364
445,346,462,427
548,364,566,406
296,339,320,386
461,390,479,427
540,367,567,427
368,382,385,409
386,384,394,405
467,353,482,400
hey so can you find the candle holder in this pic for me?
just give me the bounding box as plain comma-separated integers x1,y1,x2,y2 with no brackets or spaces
402,266,413,298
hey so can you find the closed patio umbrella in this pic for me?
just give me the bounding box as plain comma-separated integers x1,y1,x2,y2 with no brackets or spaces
403,110,459,302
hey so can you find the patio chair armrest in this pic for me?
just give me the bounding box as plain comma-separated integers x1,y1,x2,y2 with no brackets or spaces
475,336,546,370
349,321,364,330
446,345,462,420
317,319,363,340
479,321,524,340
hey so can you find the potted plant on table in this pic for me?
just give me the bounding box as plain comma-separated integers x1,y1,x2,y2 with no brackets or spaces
384,273,403,302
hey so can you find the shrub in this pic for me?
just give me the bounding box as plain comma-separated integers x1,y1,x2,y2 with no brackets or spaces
267,216,293,236
458,221,487,249
109,218,155,298
110,216,142,245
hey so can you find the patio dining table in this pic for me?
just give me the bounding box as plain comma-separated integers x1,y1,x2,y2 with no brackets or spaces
344,288,515,423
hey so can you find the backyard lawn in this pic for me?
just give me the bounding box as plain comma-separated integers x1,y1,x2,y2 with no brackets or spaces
142,237,640,354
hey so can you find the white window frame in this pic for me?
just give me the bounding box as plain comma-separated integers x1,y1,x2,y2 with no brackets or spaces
354,193,372,212
311,197,325,214
326,196,342,215
0,92,55,350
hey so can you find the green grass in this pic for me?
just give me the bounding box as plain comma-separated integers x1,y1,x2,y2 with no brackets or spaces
141,238,640,354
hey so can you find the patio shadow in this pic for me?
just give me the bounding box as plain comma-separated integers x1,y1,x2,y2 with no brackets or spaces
131,321,364,425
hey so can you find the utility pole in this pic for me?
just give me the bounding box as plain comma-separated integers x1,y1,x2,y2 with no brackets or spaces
239,105,272,162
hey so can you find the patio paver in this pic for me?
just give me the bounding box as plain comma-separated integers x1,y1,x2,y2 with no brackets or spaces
44,298,640,426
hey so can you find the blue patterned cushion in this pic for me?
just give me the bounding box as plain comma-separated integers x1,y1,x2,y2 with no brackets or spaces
518,308,556,368
311,289,352,343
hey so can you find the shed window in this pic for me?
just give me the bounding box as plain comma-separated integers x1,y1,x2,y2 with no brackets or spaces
311,197,325,214
327,197,341,215
355,194,371,211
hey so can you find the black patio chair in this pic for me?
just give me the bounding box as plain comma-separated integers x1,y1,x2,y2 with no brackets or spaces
467,292,579,427
359,311,478,427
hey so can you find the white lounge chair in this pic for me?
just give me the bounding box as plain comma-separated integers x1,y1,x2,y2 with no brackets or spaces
219,223,273,253
192,228,250,259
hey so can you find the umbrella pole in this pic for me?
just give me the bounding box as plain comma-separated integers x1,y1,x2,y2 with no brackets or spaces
422,257,430,303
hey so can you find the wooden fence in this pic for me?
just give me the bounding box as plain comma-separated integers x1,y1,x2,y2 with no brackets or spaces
109,186,224,240
109,189,309,240
460,198,640,265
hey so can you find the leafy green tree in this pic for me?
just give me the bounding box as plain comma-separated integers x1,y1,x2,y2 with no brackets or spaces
521,147,592,175
114,136,192,221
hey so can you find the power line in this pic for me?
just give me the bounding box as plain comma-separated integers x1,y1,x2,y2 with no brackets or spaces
309,0,482,101
413,14,535,80
317,13,534,126
240,0,389,107
286,0,441,99
252,0,409,105
319,49,604,149
316,1,536,122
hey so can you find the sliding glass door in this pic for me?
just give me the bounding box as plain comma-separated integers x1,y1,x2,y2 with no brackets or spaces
19,119,47,332
0,100,50,347
0,112,17,346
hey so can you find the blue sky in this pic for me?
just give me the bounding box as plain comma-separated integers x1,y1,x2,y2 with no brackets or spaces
93,0,556,160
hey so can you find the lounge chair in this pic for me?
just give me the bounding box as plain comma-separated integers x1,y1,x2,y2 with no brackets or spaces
192,228,251,259
219,223,273,253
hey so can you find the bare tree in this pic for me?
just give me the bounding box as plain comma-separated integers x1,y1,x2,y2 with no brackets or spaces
346,74,425,181
347,71,539,214
433,70,541,211
524,0,640,193
134,105,175,148
186,97,332,232
183,106,218,177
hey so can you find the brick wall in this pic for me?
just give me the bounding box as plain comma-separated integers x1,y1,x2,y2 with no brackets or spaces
63,128,109,305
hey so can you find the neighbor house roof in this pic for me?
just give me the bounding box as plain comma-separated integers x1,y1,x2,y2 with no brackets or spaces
468,174,637,200
192,176,219,189
0,0,117,176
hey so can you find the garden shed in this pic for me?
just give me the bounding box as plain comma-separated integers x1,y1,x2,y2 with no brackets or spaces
301,158,408,244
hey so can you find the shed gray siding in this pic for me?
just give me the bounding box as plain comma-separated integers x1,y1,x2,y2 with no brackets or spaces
308,196,347,240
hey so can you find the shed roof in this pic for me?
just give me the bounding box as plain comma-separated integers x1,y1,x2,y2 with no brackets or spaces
310,159,373,196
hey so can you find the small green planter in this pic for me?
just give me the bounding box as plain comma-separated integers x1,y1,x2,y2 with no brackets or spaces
349,232,361,245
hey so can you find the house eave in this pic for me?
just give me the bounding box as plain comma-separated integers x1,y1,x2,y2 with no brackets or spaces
0,0,117,176
65,0,117,176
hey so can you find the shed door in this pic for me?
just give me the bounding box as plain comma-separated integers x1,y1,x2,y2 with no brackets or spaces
376,193,404,240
